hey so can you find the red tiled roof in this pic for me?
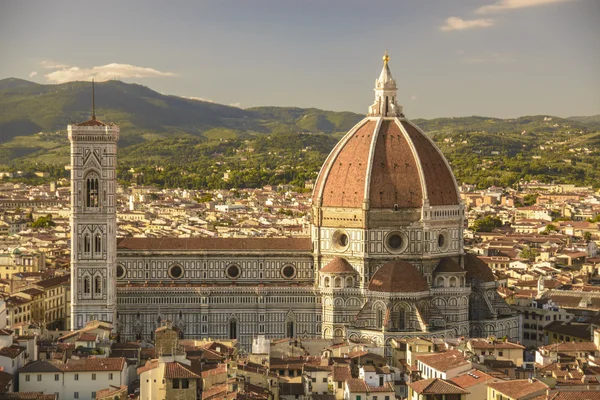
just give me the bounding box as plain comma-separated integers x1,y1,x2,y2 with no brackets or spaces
486,379,549,399
401,121,458,206
464,253,496,283
409,378,469,395
469,339,525,350
117,237,312,251
450,370,495,388
416,350,469,372
318,120,377,208
320,257,356,274
164,362,202,379
313,118,459,209
434,257,464,274
63,357,125,372
73,118,108,127
368,260,429,293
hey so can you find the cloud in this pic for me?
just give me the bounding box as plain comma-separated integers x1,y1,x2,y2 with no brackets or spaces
43,63,176,83
476,0,577,14
183,96,216,103
29,71,37,78
410,95,417,101
461,52,516,63
41,60,70,69
229,102,242,108
439,17,495,31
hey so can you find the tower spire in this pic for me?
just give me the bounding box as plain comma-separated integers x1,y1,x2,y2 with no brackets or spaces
91,78,96,120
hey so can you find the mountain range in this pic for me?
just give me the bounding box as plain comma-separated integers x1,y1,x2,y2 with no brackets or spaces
0,77,599,190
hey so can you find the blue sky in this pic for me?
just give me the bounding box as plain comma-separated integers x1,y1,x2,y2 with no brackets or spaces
1,0,598,118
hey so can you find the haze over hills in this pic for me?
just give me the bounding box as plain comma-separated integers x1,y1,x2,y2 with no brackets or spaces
0,77,599,190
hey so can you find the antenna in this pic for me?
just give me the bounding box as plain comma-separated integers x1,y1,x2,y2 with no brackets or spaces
91,78,96,120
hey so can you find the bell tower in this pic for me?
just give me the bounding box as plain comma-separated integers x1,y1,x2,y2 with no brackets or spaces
69,81,119,329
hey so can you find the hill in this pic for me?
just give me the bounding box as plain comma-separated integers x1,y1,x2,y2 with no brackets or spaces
0,78,598,190
568,114,600,130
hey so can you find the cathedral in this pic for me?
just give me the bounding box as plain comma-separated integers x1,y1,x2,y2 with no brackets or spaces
69,54,518,354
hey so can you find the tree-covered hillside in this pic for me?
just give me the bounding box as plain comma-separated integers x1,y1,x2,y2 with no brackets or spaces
0,78,598,190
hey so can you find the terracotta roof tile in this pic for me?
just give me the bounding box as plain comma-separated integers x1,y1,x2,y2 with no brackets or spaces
117,237,312,251
401,121,459,206
416,350,469,372
73,118,108,127
409,378,469,395
434,257,464,274
449,370,495,388
368,120,423,208
321,120,377,208
486,379,549,399
464,253,496,283
164,362,202,379
320,257,356,274
368,260,429,293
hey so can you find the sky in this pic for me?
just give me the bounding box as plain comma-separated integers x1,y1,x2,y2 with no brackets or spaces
1,0,599,119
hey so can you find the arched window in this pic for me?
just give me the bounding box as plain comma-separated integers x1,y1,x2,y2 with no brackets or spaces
436,276,445,287
85,173,100,208
324,277,330,288
83,276,91,294
94,276,102,295
287,321,295,338
94,235,102,255
229,320,237,340
346,277,353,288
334,277,342,288
376,308,384,328
398,309,406,330
449,277,458,287
84,235,91,253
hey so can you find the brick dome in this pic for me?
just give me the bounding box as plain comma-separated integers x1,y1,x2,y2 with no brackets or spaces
320,257,356,274
368,260,429,293
312,118,459,209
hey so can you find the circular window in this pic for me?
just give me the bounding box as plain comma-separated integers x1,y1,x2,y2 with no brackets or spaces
384,231,408,253
388,234,403,249
438,231,449,251
226,264,241,279
281,265,296,279
332,229,350,252
168,264,184,279
116,264,126,279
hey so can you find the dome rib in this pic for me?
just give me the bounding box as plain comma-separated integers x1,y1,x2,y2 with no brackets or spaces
368,260,429,293
362,117,383,207
313,118,370,205
400,121,460,206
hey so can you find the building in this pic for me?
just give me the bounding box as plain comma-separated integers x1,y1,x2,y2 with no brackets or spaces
486,379,548,400
17,358,127,400
69,54,517,353
68,88,119,330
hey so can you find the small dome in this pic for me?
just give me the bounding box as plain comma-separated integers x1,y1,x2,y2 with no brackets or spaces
434,258,464,274
321,257,355,274
464,253,495,283
368,260,429,293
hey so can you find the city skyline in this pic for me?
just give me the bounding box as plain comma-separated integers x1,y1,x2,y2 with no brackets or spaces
0,0,598,119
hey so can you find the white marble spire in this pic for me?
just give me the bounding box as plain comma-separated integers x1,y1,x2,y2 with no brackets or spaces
368,51,403,117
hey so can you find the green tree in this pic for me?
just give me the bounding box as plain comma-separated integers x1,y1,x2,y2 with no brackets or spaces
543,224,558,234
472,216,503,232
520,246,539,261
523,194,538,206
31,214,55,229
